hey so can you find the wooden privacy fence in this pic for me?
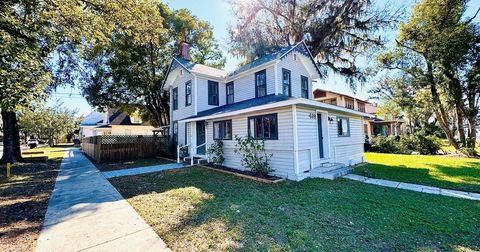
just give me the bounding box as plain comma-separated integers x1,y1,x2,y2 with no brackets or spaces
81,135,172,163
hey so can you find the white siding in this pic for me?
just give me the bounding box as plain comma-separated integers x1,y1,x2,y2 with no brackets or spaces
295,106,365,172
205,107,297,179
277,53,314,99
196,77,226,112
229,64,276,103
171,68,195,145
327,112,365,165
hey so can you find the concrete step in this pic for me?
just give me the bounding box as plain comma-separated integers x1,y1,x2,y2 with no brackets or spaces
310,166,353,180
183,157,208,165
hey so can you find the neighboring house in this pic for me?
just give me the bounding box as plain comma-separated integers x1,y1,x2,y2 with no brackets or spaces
313,89,403,141
163,41,372,181
79,109,154,138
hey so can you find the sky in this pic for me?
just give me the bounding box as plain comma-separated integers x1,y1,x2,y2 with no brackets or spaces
48,0,480,117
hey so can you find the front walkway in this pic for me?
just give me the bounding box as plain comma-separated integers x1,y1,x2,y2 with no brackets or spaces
343,174,480,201
102,163,184,179
36,148,171,252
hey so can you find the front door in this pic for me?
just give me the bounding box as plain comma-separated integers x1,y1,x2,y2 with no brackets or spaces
317,114,324,158
196,121,206,155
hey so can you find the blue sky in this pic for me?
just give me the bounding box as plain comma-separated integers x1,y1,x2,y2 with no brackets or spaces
48,0,480,116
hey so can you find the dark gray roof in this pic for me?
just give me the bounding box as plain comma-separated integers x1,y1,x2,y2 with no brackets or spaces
182,95,295,120
228,46,294,77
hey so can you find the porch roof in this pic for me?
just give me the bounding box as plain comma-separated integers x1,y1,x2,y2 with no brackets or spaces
179,95,374,123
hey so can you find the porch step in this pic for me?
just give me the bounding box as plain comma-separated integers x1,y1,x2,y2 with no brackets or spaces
309,164,353,180
183,156,208,165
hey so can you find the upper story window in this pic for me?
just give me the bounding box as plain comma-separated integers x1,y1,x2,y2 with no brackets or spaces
282,68,291,96
345,98,354,109
358,102,365,112
213,120,232,140
185,81,192,106
301,76,309,98
337,117,350,137
255,70,267,98
248,113,278,140
226,82,234,105
208,80,219,106
172,87,178,110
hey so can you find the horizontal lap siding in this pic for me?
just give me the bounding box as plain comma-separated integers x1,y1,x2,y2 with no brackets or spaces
277,53,314,99
296,108,321,173
232,65,276,103
328,113,365,165
206,107,296,179
197,77,226,111
171,70,195,145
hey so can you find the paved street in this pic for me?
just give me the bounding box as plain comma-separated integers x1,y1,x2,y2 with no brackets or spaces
36,148,170,252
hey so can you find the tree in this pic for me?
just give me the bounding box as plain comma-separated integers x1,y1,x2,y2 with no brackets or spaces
0,0,165,163
227,0,402,88
376,0,480,152
19,103,78,146
81,4,225,127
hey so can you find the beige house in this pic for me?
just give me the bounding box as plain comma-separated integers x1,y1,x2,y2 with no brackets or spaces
313,89,404,141
79,109,154,138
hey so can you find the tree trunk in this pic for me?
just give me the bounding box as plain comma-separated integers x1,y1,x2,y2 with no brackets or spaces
0,110,23,164
426,62,460,150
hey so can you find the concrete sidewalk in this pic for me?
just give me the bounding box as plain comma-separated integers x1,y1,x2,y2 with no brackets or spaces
36,148,170,252
344,174,480,201
103,162,184,179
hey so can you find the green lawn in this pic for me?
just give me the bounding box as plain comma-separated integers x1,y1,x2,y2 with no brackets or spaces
355,153,480,193
110,167,480,252
22,146,69,159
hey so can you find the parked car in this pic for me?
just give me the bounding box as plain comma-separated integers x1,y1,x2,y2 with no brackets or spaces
73,138,81,147
28,138,39,149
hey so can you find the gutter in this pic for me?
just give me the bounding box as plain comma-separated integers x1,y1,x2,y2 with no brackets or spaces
179,98,374,123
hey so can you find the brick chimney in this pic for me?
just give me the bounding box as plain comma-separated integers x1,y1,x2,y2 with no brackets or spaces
179,41,191,60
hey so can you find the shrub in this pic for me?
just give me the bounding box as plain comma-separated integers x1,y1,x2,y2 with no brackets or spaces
370,131,441,155
234,135,273,176
370,136,399,153
208,140,225,167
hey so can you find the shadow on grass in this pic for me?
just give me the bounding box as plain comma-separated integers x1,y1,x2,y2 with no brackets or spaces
0,159,61,250
355,162,480,193
110,167,480,252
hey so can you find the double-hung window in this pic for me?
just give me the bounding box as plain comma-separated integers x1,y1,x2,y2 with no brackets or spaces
301,76,309,98
185,81,192,106
255,70,267,97
248,113,278,140
337,117,350,137
172,87,178,110
282,68,291,96
213,120,232,140
345,98,354,109
226,82,234,105
208,80,219,105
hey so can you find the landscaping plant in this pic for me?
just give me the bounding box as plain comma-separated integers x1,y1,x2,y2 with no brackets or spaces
208,140,225,167
234,135,272,176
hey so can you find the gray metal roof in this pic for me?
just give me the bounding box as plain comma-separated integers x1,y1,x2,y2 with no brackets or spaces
182,95,295,120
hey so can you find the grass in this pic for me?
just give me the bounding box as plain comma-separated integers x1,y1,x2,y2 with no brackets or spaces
110,167,480,252
0,146,67,252
22,146,69,159
355,153,480,193
95,157,174,172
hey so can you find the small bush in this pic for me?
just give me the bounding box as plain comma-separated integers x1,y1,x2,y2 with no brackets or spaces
370,136,399,153
234,135,273,176
370,131,441,155
208,140,224,167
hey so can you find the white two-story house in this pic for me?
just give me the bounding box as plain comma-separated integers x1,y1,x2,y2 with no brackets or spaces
163,41,372,181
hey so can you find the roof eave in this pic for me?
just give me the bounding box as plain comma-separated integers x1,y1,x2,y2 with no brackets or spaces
179,98,373,123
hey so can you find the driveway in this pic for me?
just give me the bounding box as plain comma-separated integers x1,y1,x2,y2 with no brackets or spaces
36,148,170,252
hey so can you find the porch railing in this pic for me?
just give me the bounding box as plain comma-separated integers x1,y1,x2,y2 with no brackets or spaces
177,142,208,166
